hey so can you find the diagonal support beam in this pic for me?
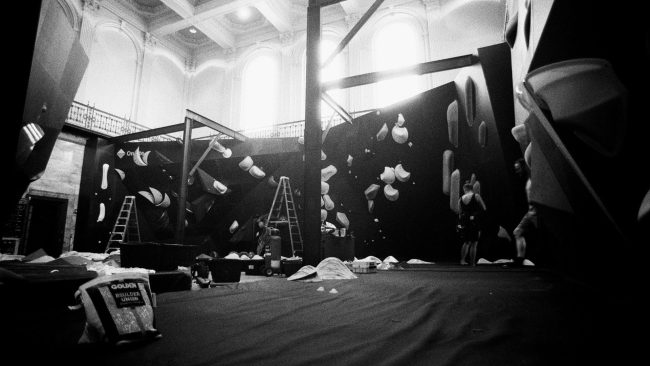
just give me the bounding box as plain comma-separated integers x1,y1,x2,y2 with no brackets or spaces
321,0,385,69
321,92,352,123
322,54,479,90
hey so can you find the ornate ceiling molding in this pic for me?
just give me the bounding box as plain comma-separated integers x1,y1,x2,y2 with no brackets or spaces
83,0,102,12
120,0,168,16
219,13,269,33
170,32,212,47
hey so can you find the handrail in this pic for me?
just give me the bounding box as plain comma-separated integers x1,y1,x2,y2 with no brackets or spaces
65,101,176,142
66,100,375,141
238,109,375,139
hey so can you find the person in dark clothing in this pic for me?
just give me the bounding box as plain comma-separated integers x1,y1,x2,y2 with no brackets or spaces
458,181,487,265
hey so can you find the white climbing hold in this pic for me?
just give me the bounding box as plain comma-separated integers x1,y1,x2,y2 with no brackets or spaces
384,184,399,201
321,165,337,182
213,180,228,194
396,113,405,127
229,220,239,234
249,166,266,179
97,203,105,222
380,167,396,184
323,194,335,211
336,212,349,229
138,190,155,204
321,181,330,195
101,164,109,190
114,168,125,181
376,123,389,141
391,125,408,144
238,156,254,171
395,164,411,182
365,184,380,200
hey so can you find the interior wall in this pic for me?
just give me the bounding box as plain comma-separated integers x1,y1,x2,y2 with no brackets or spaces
74,26,138,119
188,66,226,126
71,0,507,131
25,132,87,253
140,55,186,128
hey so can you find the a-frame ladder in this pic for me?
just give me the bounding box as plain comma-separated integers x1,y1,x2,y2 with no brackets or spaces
265,177,303,257
105,196,141,253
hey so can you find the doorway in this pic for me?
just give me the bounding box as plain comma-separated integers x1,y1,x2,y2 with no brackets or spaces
23,195,67,257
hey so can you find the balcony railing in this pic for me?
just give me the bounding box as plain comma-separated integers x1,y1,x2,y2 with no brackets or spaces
66,101,375,142
65,101,176,142
236,110,375,139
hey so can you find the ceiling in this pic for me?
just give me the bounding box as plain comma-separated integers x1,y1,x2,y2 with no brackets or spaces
111,0,504,56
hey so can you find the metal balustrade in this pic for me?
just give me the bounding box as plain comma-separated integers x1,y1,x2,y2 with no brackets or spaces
65,101,374,141
237,110,375,139
65,102,177,142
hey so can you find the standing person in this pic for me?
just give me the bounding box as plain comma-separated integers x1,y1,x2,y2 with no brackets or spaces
458,181,487,265
509,178,537,267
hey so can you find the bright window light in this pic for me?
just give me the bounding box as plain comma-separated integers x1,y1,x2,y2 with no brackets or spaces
373,21,421,107
241,53,279,129
320,39,345,120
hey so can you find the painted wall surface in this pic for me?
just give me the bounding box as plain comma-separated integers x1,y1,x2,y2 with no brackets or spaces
140,55,186,128
74,27,137,119
189,67,226,126
26,132,87,252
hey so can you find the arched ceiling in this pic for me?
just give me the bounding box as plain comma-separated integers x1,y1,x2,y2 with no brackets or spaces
111,0,505,53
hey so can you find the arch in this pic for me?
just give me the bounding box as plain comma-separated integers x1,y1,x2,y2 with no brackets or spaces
150,46,188,75
75,24,140,119
239,49,281,129
56,0,81,30
91,19,143,65
371,14,426,107
355,6,428,45
235,44,282,78
194,59,228,75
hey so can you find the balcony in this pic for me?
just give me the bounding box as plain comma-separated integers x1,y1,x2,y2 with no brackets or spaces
65,101,375,141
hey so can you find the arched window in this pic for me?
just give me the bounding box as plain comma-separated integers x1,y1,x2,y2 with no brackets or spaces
241,52,280,129
320,38,346,119
75,27,138,118
372,20,422,107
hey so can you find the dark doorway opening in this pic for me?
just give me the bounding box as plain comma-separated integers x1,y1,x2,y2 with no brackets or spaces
24,195,67,257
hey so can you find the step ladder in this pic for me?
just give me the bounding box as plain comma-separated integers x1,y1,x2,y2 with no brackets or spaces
265,177,303,257
105,196,141,253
